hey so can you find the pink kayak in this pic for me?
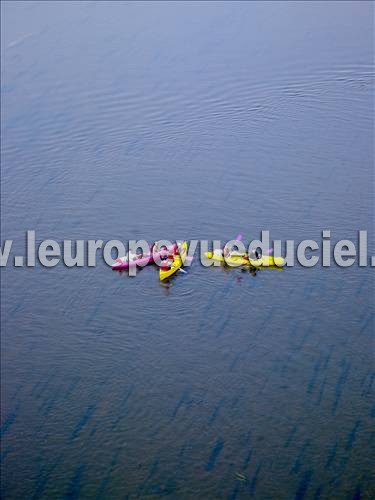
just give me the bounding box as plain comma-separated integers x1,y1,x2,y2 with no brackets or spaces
112,243,177,271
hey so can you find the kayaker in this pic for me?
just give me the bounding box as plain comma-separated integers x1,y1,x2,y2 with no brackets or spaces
161,254,173,271
128,251,137,262
160,245,168,261
249,248,261,260
225,246,242,258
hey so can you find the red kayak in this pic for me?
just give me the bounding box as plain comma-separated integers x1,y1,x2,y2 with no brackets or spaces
112,243,177,270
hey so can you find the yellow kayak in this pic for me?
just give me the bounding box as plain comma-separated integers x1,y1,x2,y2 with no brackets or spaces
160,241,188,281
204,251,285,268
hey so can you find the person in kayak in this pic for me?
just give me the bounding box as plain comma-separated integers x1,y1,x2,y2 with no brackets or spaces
161,254,174,271
127,250,142,262
128,250,137,262
224,246,243,258
159,245,169,260
249,248,261,260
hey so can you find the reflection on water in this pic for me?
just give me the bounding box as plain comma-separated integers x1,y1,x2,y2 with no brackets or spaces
1,1,374,499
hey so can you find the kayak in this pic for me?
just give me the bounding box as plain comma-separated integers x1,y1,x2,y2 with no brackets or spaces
205,252,284,267
160,241,188,281
113,243,177,270
204,251,285,267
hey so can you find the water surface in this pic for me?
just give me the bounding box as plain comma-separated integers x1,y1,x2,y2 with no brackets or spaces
1,1,374,498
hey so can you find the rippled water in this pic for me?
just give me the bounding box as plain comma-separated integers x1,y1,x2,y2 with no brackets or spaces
1,2,374,499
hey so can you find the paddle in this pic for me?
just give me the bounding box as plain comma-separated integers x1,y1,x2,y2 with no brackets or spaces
178,268,187,274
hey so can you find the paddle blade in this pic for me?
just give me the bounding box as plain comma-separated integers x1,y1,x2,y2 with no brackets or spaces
235,234,243,241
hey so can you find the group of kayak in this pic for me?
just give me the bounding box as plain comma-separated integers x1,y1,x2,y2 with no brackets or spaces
112,241,188,281
113,240,284,281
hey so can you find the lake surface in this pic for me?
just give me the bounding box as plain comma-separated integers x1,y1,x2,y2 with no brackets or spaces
1,1,374,498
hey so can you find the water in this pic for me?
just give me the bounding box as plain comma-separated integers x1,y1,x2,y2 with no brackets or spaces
1,1,374,498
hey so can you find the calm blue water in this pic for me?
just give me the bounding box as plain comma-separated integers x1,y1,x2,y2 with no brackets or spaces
1,1,374,498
